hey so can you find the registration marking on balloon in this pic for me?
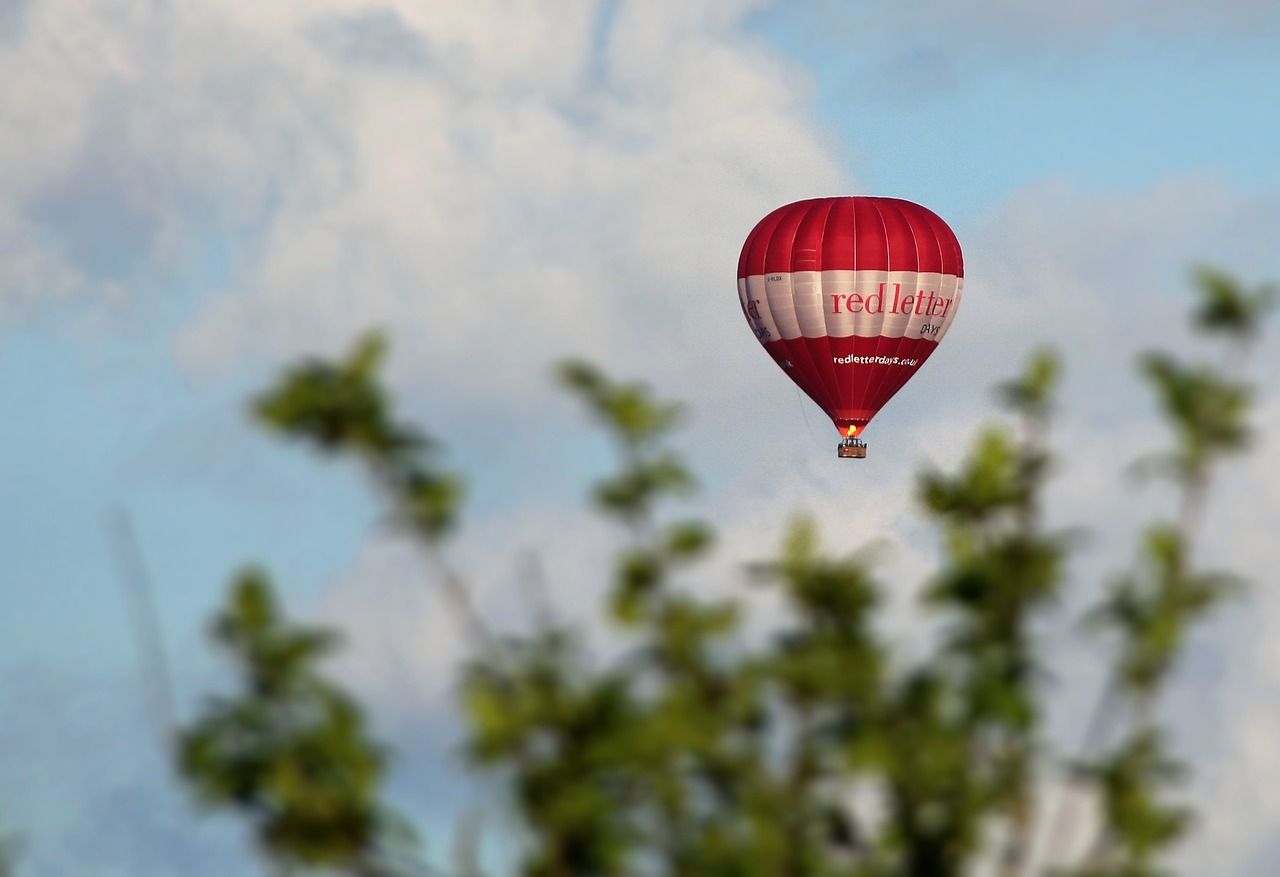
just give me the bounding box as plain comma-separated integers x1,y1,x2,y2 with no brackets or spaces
737,197,965,446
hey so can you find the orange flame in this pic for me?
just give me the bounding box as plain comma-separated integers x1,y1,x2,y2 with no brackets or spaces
845,425,858,437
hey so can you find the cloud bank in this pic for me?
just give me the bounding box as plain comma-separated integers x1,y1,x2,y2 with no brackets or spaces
3,0,1280,874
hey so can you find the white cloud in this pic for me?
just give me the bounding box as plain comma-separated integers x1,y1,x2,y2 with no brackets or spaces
116,0,850,410
1168,397,1280,876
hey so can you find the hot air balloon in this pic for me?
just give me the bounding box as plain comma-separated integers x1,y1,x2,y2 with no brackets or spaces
737,197,964,458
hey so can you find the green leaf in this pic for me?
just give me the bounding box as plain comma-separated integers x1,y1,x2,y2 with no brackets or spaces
176,571,405,873
1190,265,1277,341
664,520,714,560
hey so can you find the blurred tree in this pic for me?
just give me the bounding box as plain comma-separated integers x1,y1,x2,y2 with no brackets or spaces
1062,268,1272,877
173,267,1269,877
177,570,421,877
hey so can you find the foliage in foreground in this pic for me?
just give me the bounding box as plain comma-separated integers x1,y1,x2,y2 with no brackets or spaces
174,268,1272,877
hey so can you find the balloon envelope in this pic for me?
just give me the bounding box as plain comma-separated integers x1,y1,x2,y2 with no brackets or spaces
737,196,965,437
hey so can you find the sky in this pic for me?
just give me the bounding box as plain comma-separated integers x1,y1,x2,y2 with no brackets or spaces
2,0,1279,874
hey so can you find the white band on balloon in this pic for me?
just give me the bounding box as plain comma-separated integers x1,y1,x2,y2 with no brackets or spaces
739,270,964,344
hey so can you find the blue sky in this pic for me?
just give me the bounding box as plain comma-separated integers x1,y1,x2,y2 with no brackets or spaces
3,1,1280,874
